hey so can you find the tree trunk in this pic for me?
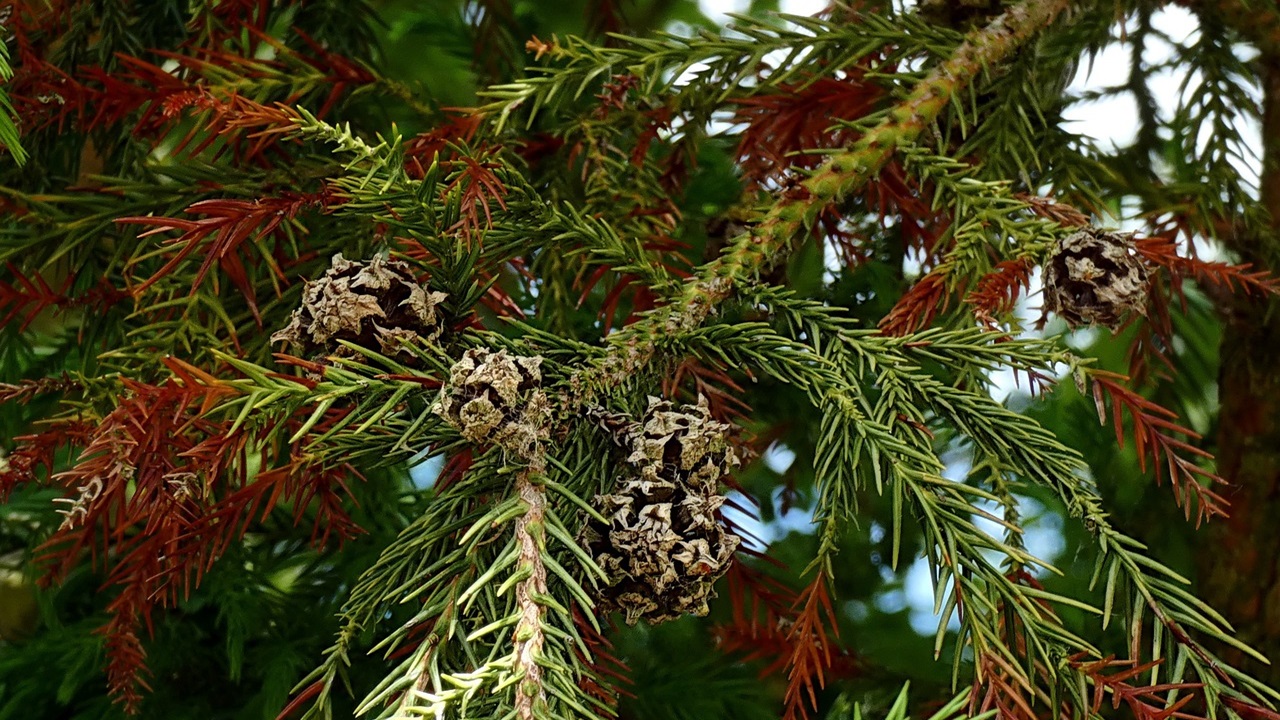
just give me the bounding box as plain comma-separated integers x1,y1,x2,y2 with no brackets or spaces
1196,56,1280,686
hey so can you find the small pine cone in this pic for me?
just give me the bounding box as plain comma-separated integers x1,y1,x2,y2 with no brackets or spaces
433,348,550,458
579,396,741,625
271,253,448,359
1044,229,1149,330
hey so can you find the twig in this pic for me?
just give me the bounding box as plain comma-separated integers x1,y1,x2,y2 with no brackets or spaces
513,461,549,720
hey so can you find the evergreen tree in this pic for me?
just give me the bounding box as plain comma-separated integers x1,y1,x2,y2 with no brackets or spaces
2,1,1279,719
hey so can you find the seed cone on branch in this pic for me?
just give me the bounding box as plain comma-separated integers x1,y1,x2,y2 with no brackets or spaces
433,348,550,459
271,253,448,359
1044,229,1149,330
579,396,741,625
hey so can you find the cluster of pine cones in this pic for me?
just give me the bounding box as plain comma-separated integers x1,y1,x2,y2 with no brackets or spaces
272,254,744,626
578,397,741,625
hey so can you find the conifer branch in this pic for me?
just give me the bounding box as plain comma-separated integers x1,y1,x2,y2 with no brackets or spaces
782,572,840,720
739,288,1279,714
512,462,550,720
1085,368,1228,526
567,0,1074,408
9,1,1280,717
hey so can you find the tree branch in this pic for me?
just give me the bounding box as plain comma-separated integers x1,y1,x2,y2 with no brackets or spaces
565,0,1075,409
512,463,549,720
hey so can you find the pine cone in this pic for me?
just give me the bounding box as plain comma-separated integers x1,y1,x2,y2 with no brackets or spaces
1044,229,1149,330
625,396,739,489
272,253,448,359
433,348,550,458
579,396,740,625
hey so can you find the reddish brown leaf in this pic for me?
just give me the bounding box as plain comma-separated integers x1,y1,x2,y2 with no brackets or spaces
1087,370,1228,526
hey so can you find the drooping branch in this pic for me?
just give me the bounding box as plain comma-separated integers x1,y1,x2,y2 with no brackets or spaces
781,572,841,720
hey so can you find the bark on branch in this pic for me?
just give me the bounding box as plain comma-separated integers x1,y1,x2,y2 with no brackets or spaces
512,464,549,720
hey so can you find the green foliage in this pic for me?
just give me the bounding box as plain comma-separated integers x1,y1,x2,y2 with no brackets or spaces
3,1,1279,720
0,42,26,166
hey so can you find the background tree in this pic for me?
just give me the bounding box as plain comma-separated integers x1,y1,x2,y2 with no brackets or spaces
2,1,1280,719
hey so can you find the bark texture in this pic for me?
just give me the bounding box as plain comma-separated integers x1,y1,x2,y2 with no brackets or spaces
1197,55,1280,686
